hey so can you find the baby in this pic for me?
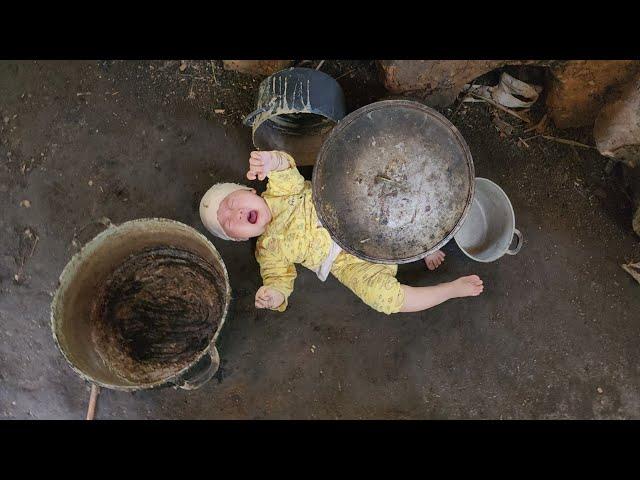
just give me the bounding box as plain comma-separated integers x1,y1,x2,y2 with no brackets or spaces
200,150,484,314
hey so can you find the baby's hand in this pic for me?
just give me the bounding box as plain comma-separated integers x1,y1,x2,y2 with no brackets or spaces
247,151,279,181
255,286,285,310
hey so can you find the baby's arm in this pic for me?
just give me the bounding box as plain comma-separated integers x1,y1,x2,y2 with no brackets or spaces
255,239,297,312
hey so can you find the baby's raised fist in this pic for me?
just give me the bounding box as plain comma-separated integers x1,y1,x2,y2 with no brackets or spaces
247,151,277,181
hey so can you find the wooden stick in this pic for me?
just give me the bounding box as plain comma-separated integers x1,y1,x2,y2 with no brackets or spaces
523,134,595,150
210,60,218,85
15,232,39,282
315,60,325,71
541,135,596,149
86,384,100,420
335,68,357,80
468,92,531,123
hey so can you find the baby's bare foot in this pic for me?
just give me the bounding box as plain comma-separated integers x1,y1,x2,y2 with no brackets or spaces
424,250,446,270
451,275,484,298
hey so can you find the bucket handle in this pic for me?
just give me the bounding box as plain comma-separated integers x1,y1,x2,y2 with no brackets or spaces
174,345,220,391
243,98,280,127
506,228,523,256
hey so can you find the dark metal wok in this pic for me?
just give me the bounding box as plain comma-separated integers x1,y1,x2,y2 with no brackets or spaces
312,100,475,264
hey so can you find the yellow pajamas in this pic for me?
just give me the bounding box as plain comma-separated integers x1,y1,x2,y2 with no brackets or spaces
255,152,405,315
330,251,405,315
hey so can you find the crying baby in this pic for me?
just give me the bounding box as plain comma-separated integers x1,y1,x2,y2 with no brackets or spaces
199,150,483,314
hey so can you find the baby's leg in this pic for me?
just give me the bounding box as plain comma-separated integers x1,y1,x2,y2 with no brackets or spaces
330,252,483,314
399,275,483,312
424,250,445,270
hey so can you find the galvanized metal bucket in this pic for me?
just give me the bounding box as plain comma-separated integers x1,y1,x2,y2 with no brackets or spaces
454,178,523,262
51,218,231,391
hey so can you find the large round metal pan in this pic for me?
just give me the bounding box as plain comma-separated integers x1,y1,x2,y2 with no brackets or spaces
312,100,475,264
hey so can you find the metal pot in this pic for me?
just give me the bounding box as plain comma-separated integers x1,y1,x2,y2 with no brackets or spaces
51,218,231,391
244,67,346,166
454,178,523,262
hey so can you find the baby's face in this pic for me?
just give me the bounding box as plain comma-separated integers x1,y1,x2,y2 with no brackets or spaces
217,189,272,240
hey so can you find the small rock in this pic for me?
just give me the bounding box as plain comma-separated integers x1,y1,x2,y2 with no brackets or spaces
214,109,225,114
179,61,187,72
20,199,31,208
88,180,93,186
597,387,604,394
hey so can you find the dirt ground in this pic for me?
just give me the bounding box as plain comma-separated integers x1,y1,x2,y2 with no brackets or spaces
1,60,640,419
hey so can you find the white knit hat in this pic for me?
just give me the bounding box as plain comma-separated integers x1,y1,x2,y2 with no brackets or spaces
199,182,252,241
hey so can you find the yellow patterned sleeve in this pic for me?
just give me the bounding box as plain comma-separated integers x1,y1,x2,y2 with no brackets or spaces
264,152,305,197
255,237,297,312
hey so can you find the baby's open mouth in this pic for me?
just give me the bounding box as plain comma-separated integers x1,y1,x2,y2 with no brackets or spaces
248,210,258,224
